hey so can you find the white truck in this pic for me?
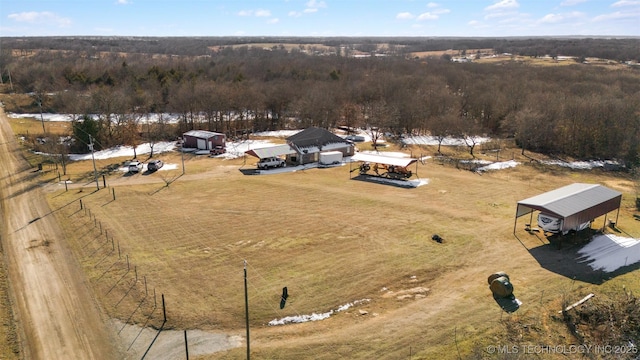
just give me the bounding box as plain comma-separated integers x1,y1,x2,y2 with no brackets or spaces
257,157,286,169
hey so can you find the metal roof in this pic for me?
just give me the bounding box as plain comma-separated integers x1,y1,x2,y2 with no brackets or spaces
286,127,350,148
245,144,296,159
183,130,224,139
351,153,417,168
516,183,622,232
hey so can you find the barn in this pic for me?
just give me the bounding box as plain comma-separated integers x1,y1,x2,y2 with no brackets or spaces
182,130,226,154
286,127,355,165
514,183,622,234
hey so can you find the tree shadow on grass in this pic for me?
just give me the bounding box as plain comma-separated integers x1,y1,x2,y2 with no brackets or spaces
149,174,184,195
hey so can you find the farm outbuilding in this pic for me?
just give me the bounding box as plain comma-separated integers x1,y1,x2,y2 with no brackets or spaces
514,183,622,234
182,130,226,153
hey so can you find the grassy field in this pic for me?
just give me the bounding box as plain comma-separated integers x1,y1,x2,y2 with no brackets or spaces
35,135,640,359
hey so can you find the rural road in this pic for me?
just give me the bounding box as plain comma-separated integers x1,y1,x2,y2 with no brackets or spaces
0,106,120,359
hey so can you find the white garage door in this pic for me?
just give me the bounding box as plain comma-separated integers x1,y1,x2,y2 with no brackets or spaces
197,138,206,149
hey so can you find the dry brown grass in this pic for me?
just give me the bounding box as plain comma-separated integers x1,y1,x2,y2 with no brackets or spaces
39,141,640,359
7,116,71,137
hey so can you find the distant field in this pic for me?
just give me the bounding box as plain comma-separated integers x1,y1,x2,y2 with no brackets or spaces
42,141,640,359
410,48,493,58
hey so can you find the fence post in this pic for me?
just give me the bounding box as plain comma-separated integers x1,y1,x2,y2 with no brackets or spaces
162,294,167,322
184,330,189,360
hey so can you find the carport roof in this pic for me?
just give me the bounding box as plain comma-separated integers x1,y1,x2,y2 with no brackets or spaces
351,153,417,168
516,183,622,219
245,144,296,159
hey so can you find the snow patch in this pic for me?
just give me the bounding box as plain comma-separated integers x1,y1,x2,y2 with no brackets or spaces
268,299,371,326
576,234,640,272
476,160,520,172
68,142,176,161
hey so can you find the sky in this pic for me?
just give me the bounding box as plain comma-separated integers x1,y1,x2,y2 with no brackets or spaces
1,0,639,38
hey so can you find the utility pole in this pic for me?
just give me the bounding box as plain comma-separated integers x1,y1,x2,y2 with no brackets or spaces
181,149,185,175
37,94,45,134
89,135,99,190
244,260,250,360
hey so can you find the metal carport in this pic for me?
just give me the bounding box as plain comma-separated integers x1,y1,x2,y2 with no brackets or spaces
514,183,622,233
245,144,297,159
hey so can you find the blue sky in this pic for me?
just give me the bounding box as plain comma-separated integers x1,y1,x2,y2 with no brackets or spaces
1,0,639,37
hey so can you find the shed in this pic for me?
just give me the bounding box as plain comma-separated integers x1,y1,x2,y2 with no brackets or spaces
182,130,226,151
514,183,622,233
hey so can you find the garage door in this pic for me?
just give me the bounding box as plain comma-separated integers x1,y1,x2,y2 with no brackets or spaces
197,138,206,149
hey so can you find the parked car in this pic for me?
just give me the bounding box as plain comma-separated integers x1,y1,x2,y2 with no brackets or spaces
128,161,143,173
257,157,286,169
210,145,226,155
147,159,164,171
345,135,365,142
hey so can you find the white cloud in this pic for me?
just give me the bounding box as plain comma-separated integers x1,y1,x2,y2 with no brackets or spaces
267,18,279,24
484,10,518,20
288,11,302,17
592,10,639,21
116,0,131,4
396,12,415,20
485,0,519,11
539,11,585,23
560,0,586,6
7,11,71,27
417,12,438,20
539,13,563,23
427,2,439,8
303,8,318,13
238,9,271,17
611,0,640,6
306,0,327,9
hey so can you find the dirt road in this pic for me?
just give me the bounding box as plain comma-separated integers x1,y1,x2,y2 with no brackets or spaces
0,107,120,359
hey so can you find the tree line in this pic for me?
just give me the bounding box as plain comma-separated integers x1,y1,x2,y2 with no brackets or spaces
1,37,638,167
2,36,639,60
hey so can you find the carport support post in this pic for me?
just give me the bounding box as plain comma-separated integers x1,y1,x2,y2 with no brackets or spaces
102,175,106,188
112,188,116,201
